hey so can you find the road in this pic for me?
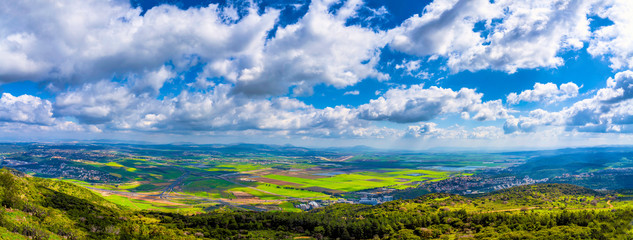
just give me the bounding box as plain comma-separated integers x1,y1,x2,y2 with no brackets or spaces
218,173,292,198
156,169,189,199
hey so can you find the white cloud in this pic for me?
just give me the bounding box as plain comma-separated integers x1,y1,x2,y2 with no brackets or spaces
13,0,633,146
407,123,503,139
0,93,55,125
588,0,633,70
130,66,176,94
48,79,517,140
51,81,384,138
395,59,421,72
358,84,509,123
0,0,278,85
406,122,440,137
54,80,143,125
156,89,376,138
390,0,497,56
390,0,594,73
507,82,580,104
0,0,393,97
395,59,430,79
470,126,504,139
503,71,633,134
503,109,565,134
231,0,390,96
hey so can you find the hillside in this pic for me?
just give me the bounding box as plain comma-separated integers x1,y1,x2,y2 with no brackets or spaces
0,168,195,239
0,168,632,239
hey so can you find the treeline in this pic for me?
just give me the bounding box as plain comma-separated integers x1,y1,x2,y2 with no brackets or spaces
149,202,633,239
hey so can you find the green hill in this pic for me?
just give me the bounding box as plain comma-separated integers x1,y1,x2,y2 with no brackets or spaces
0,168,632,239
0,168,195,239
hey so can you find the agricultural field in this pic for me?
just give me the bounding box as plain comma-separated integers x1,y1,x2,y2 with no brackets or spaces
3,168,632,240
12,143,633,213
0,143,510,211
260,169,451,193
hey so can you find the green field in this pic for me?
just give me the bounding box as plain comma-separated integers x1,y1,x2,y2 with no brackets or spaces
255,184,330,198
262,169,451,192
103,195,200,213
278,202,301,212
205,163,264,172
5,167,632,240
230,187,284,200
182,177,243,198
2,143,508,213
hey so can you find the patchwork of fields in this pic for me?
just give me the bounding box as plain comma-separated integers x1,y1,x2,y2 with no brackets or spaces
59,155,474,212
65,156,474,212
3,143,517,212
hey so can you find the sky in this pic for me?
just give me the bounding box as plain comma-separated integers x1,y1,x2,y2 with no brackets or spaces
2,0,633,150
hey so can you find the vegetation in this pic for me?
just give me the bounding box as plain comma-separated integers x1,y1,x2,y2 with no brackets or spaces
5,143,633,239
1,168,632,239
2,143,492,212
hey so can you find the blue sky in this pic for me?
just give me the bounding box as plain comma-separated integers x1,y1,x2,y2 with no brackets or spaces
1,0,633,150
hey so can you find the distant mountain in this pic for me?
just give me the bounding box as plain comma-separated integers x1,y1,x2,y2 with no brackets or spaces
319,145,392,153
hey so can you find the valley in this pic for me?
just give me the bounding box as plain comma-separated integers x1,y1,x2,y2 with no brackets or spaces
2,143,633,239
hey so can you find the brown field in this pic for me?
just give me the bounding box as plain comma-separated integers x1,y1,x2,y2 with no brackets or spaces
91,189,185,206
250,169,278,175
226,198,284,204
231,191,256,199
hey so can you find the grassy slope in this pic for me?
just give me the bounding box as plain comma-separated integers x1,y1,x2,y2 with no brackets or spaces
0,168,195,239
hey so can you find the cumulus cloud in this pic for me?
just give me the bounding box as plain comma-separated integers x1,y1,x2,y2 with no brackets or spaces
503,71,633,134
48,79,516,140
588,0,633,70
390,0,594,73
507,82,580,104
231,0,390,96
0,0,398,98
130,66,176,94
407,122,503,139
12,0,633,144
0,93,99,136
0,0,278,85
390,0,498,57
358,84,509,123
0,93,55,125
503,109,565,134
54,81,139,124
51,81,390,138
406,122,440,137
